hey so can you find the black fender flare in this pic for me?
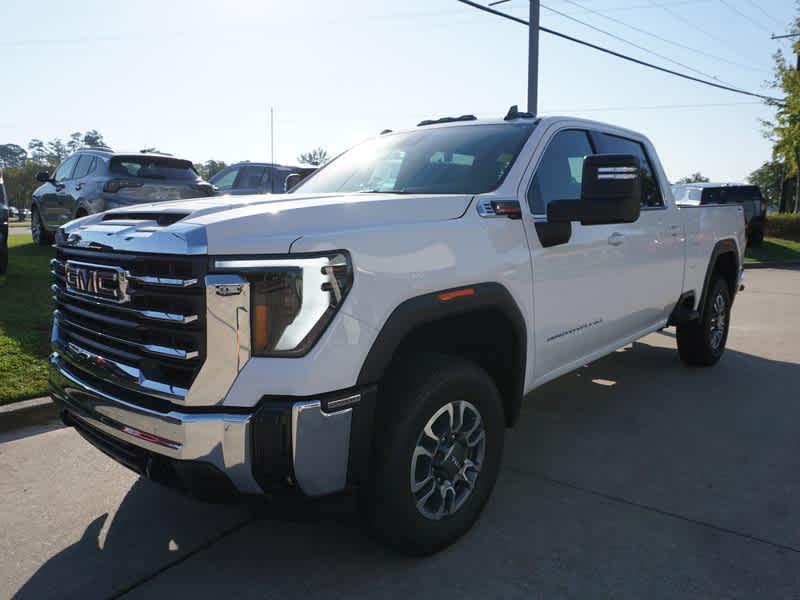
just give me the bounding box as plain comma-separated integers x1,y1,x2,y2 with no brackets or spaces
356,282,528,426
698,238,740,318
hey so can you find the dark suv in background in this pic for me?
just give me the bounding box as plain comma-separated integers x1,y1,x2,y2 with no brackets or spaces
672,182,767,246
209,162,316,195
30,149,214,245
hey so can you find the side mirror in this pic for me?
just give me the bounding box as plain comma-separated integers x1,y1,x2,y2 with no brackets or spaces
547,154,641,226
284,173,302,193
36,171,52,183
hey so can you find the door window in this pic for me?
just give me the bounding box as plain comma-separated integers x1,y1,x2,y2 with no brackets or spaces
235,166,269,189
528,130,593,215
72,156,94,180
53,156,79,182
210,166,240,191
593,133,664,208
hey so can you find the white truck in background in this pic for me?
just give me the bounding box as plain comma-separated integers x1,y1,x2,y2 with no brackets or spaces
50,108,745,555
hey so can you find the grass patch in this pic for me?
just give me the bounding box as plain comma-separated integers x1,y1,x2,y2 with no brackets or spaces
745,237,800,264
0,236,54,404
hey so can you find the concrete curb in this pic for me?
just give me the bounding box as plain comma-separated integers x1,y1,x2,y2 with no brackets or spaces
744,261,800,270
0,397,60,435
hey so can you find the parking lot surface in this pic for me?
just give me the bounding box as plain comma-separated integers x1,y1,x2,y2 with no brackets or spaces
2,268,799,599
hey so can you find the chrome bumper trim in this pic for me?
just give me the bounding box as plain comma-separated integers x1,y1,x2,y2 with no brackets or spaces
291,400,352,496
50,354,261,494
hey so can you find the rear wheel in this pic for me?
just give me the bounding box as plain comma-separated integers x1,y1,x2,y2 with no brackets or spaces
676,276,731,366
363,353,504,556
31,207,53,246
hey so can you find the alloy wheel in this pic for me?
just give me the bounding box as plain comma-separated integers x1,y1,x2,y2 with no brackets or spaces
709,292,727,350
410,400,486,520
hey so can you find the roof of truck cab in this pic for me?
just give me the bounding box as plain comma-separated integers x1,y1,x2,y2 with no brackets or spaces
405,115,650,140
672,182,752,189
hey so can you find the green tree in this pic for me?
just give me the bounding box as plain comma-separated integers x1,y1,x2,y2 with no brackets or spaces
82,129,106,148
0,144,27,168
676,172,710,184
297,147,330,166
3,161,50,209
27,139,48,163
45,138,68,164
67,132,83,153
763,10,800,212
195,160,228,180
748,160,790,211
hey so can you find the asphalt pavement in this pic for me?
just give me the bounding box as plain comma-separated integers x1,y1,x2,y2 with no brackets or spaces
2,268,799,599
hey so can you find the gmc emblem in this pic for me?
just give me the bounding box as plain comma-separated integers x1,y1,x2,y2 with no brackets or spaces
65,261,129,303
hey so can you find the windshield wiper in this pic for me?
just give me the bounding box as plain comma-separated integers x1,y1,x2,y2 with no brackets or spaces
357,188,410,194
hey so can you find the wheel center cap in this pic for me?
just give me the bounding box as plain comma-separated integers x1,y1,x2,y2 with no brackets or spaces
434,439,467,481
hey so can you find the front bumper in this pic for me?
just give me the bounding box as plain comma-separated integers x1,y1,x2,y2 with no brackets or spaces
50,353,372,498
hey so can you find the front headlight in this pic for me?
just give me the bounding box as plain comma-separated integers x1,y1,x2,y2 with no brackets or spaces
213,252,353,357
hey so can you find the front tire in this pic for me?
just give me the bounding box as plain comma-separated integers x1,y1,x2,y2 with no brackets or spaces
676,276,731,366
363,353,505,556
31,207,54,246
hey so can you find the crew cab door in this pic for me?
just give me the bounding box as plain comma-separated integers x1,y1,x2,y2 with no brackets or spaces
522,128,630,378
590,130,684,332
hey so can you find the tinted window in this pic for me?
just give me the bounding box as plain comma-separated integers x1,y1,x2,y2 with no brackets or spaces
54,156,79,182
72,156,94,179
297,123,536,195
210,166,240,190
528,130,593,215
109,156,197,180
701,186,761,205
236,166,269,189
594,133,664,208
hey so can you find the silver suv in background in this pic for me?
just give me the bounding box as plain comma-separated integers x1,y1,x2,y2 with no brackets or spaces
30,149,214,245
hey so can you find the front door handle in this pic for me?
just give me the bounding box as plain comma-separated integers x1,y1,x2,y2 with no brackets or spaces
670,225,682,237
74,183,83,191
608,232,625,246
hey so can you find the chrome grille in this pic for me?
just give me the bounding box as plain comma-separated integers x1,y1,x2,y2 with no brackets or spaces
51,247,207,406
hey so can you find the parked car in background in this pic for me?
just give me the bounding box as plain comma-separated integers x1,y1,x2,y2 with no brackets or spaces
8,206,19,221
672,182,766,246
0,171,7,274
30,149,214,245
209,162,316,195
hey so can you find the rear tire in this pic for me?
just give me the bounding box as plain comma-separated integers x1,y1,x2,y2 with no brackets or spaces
676,276,731,366
748,225,764,247
362,353,505,556
31,207,54,246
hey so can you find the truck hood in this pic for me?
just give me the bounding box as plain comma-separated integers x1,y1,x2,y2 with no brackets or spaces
59,192,473,255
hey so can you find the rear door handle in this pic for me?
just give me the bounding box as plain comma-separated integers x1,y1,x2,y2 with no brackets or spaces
74,183,83,191
608,232,625,246
670,225,682,237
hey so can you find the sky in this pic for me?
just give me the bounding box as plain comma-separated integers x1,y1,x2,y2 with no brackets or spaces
1,0,796,182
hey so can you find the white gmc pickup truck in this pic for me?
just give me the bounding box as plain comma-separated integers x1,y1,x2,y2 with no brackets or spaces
50,109,745,555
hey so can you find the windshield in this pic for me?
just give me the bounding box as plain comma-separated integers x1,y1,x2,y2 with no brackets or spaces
295,123,536,195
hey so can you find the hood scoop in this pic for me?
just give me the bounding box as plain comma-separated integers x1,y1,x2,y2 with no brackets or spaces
102,211,189,227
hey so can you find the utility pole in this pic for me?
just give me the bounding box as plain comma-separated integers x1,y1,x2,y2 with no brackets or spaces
269,107,275,166
488,0,540,114
528,0,540,114
770,32,800,70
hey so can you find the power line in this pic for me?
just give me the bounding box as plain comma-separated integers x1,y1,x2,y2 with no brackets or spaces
541,2,734,83
646,0,747,56
453,0,783,102
743,0,785,28
544,100,762,112
718,0,771,34
558,0,762,72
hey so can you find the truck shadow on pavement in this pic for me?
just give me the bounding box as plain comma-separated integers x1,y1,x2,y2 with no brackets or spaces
14,338,800,599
